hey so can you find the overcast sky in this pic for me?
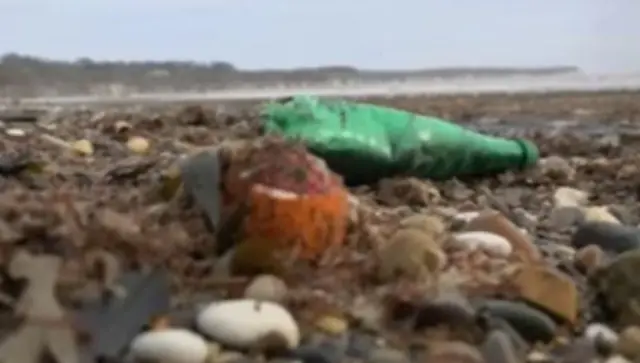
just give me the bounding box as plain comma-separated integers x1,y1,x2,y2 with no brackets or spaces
1,0,638,73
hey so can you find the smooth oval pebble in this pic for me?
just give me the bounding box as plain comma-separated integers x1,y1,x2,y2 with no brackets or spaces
585,323,618,344
243,274,288,303
128,329,209,363
548,206,584,229
127,136,151,154
452,211,481,225
553,187,588,208
415,290,476,330
292,335,349,363
479,300,557,344
605,355,632,363
196,299,300,349
574,244,605,273
71,139,94,156
572,221,640,254
463,211,540,261
616,326,640,360
450,231,513,257
585,322,618,355
314,315,348,336
5,128,26,137
549,337,597,363
366,347,411,363
582,206,621,224
426,341,484,363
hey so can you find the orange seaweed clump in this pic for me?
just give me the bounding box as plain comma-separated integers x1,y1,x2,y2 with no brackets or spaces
222,140,349,261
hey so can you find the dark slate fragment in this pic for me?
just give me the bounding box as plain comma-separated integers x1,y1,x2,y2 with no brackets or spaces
74,269,171,362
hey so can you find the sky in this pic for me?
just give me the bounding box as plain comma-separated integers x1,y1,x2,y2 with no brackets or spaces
1,0,639,74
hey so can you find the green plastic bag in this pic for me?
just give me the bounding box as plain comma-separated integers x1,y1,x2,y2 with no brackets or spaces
262,95,539,184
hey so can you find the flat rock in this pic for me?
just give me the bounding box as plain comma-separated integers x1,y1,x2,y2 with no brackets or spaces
511,264,579,324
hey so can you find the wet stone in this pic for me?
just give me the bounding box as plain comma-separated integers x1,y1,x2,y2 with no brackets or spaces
481,318,530,355
414,289,477,334
572,221,640,254
479,300,557,344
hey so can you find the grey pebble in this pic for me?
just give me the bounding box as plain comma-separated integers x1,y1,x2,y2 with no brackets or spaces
292,336,348,363
550,338,598,363
415,290,476,331
346,333,379,359
482,330,524,363
482,317,530,355
548,206,584,230
572,221,640,254
366,348,411,363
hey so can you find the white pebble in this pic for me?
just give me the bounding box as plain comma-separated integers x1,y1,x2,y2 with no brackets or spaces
5,128,26,137
449,231,512,257
128,329,208,363
196,299,300,349
605,355,631,363
585,323,619,345
553,187,589,208
452,211,480,225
